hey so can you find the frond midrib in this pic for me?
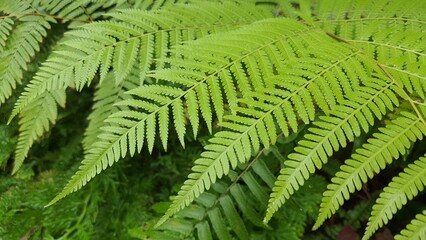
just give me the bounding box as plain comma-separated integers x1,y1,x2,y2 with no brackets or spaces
384,65,426,81
316,17,426,25
349,39,426,56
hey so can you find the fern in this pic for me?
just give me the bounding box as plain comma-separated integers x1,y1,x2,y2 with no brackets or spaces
315,110,426,229
0,13,52,105
0,0,125,105
133,156,325,240
3,0,426,239
158,25,381,225
265,79,398,223
9,1,270,174
13,90,66,173
395,210,426,240
48,18,325,206
364,155,426,240
10,1,270,119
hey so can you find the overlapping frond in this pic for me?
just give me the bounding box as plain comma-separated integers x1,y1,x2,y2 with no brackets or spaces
0,0,123,105
10,0,271,174
311,0,426,99
1,0,423,238
363,155,426,240
353,29,426,99
10,1,271,120
0,18,14,52
0,15,52,105
315,110,426,229
13,90,66,173
82,72,139,151
151,19,332,130
48,18,333,206
157,36,372,226
155,164,270,240
395,210,426,240
265,78,399,223
138,157,325,240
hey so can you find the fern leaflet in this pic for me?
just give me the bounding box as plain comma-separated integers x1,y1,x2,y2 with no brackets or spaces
364,155,426,240
158,34,373,226
265,78,399,223
13,90,66,173
395,210,426,240
10,1,270,120
315,110,426,229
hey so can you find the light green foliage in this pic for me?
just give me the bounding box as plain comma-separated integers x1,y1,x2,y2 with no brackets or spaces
266,79,398,223
1,0,426,239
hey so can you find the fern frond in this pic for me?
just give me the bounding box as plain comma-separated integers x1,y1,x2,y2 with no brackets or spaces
48,18,330,206
82,72,139,151
264,78,399,223
150,19,322,129
139,156,324,239
0,0,128,106
13,90,66,173
10,1,270,120
312,0,426,99
128,157,273,239
363,155,426,240
0,16,52,105
40,0,115,24
0,18,14,52
157,36,373,226
395,210,426,240
315,111,426,229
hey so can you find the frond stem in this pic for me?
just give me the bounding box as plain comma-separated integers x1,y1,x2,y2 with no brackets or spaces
349,39,426,56
317,17,426,25
377,63,426,126
0,12,93,23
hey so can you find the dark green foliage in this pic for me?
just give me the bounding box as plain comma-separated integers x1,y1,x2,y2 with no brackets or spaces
1,0,426,239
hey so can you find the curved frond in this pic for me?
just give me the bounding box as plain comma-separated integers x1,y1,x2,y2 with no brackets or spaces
315,111,426,229
0,0,123,105
312,0,426,99
363,155,426,240
13,90,66,173
0,18,14,52
0,16,52,105
10,1,271,120
48,18,334,206
139,157,325,240
82,72,139,151
265,78,399,223
156,36,373,226
395,210,426,240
